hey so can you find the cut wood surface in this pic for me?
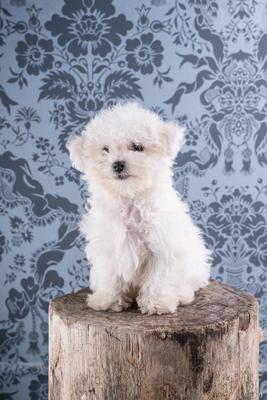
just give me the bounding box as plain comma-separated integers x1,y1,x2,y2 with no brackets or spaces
49,280,259,400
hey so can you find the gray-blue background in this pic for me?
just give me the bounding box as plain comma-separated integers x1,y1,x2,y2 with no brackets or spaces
0,0,266,398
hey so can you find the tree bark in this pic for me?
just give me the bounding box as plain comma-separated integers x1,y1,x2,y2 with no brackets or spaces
49,280,259,400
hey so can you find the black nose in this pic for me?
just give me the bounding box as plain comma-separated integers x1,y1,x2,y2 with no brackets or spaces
112,160,125,174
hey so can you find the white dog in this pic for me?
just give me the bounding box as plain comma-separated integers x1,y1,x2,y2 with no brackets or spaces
67,102,211,315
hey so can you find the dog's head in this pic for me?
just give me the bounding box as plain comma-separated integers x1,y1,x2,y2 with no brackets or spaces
67,102,185,196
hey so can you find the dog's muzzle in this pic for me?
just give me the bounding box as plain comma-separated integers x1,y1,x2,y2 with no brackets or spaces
112,160,129,180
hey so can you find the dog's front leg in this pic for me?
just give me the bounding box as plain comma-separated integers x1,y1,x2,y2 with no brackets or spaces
86,253,132,312
137,258,189,315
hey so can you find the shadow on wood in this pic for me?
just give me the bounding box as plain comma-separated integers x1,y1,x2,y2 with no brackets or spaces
49,280,259,400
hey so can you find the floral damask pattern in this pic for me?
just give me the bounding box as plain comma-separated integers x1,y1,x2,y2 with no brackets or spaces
0,1,267,398
45,0,133,58
125,33,164,74
15,34,54,76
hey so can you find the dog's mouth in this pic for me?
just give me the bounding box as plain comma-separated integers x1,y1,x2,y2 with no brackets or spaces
114,173,131,180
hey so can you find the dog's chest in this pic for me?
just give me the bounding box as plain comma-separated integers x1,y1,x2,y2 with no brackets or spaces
120,202,152,236
118,202,152,280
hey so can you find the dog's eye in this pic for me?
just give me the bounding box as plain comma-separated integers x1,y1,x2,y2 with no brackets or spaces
102,146,109,153
129,143,144,152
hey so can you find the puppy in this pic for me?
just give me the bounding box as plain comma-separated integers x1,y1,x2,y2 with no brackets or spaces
67,102,211,315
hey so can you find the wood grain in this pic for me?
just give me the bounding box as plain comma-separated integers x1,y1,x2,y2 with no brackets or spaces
49,280,259,400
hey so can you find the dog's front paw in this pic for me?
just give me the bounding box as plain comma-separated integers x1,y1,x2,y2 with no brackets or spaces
137,294,177,315
86,292,110,311
86,292,132,312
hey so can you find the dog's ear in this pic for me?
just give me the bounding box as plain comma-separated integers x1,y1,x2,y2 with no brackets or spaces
162,121,185,160
67,134,87,172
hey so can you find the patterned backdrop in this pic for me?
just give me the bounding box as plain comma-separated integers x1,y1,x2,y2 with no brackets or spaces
0,0,267,398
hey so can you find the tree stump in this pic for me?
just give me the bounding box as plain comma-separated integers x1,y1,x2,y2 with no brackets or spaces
49,280,259,400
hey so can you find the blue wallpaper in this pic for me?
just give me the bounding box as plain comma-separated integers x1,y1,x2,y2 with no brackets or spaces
0,0,267,398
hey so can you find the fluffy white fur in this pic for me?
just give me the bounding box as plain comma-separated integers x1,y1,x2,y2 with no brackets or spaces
67,102,211,315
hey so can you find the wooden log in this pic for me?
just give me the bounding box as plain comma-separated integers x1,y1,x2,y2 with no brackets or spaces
49,280,259,400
